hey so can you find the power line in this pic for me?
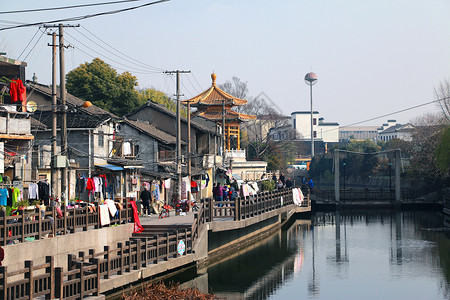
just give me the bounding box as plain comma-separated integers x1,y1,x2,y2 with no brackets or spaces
22,28,47,61
0,0,170,31
0,0,145,14
79,26,165,72
17,27,41,60
64,32,160,74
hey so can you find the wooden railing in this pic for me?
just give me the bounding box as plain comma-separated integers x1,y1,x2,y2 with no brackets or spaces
0,226,193,299
201,188,308,222
0,199,134,246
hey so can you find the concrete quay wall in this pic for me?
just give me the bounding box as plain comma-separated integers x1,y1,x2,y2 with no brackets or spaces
5,223,134,272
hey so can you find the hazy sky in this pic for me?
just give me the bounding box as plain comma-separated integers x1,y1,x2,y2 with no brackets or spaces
1,0,449,126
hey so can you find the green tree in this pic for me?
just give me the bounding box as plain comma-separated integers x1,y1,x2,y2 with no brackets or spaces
138,88,177,112
66,58,145,116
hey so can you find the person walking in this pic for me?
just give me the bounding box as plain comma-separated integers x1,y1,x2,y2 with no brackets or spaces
139,186,151,217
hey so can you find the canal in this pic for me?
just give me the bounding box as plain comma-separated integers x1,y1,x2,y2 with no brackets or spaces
170,210,450,300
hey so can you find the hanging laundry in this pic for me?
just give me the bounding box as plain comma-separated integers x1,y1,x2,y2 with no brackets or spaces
123,142,132,156
151,181,160,203
163,178,171,189
9,79,26,103
0,188,8,206
86,177,96,196
191,180,199,193
28,182,39,200
37,181,50,205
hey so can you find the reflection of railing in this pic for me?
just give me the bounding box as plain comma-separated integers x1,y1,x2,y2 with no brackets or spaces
0,226,193,299
314,188,419,202
0,199,134,246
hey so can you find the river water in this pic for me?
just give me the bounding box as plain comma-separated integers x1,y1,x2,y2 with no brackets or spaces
172,210,450,300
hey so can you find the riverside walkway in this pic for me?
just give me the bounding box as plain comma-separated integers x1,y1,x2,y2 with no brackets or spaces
0,188,310,299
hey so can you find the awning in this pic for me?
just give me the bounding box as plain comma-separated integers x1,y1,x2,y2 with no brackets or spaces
95,164,124,171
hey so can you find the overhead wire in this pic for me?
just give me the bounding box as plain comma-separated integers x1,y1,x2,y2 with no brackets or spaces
17,27,41,60
64,33,160,74
0,0,145,15
0,0,170,31
79,26,165,72
22,28,47,61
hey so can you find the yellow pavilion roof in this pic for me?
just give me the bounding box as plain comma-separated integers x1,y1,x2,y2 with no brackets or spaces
182,73,248,107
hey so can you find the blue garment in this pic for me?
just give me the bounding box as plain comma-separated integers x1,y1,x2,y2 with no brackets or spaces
0,188,8,206
308,179,314,188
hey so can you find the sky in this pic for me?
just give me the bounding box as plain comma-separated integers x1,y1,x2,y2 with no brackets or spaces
1,0,449,127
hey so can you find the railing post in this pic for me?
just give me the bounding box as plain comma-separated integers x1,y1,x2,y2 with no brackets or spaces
118,242,124,275
63,206,67,235
45,256,54,300
25,260,34,299
84,204,89,231
54,267,63,299
136,239,141,270
209,198,214,221
77,261,84,300
20,209,25,243
96,202,101,229
165,232,170,261
93,258,100,296
72,206,76,233
52,206,56,237
104,245,110,279
38,208,42,240
155,236,159,264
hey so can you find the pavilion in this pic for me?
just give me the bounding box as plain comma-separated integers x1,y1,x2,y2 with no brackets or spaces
182,73,256,150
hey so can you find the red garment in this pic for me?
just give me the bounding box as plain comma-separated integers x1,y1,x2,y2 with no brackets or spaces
0,246,4,266
86,178,95,196
130,201,144,233
9,79,26,102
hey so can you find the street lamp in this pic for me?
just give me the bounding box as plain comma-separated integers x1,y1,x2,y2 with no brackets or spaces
305,72,318,159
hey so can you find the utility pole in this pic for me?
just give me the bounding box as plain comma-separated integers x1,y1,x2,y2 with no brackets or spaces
164,70,190,203
48,31,58,200
44,23,79,205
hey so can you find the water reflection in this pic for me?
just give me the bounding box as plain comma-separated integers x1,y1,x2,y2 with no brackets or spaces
173,211,450,300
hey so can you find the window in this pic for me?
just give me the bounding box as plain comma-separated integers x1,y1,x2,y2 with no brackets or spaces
98,130,104,147
313,118,317,125
313,131,317,138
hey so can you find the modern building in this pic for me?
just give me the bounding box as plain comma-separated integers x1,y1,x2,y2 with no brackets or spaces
291,111,339,143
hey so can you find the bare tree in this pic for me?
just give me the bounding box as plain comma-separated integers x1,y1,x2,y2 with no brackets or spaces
219,76,249,113
409,113,447,183
435,79,450,124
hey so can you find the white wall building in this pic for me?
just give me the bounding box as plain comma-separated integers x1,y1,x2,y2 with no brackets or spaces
291,111,339,143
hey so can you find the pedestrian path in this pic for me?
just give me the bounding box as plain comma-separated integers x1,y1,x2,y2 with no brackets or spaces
138,210,195,226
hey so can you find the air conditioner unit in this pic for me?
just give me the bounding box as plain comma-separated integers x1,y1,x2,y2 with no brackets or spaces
53,155,67,168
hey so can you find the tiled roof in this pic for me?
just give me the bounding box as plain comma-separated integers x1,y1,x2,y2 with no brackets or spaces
30,117,47,130
181,73,247,107
123,118,181,145
126,100,217,134
27,82,119,119
32,110,111,129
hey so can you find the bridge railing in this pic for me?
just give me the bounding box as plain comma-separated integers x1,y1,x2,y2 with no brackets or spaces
0,199,134,246
202,188,308,222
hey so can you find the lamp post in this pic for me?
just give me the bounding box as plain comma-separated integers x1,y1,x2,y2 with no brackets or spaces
304,72,318,159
